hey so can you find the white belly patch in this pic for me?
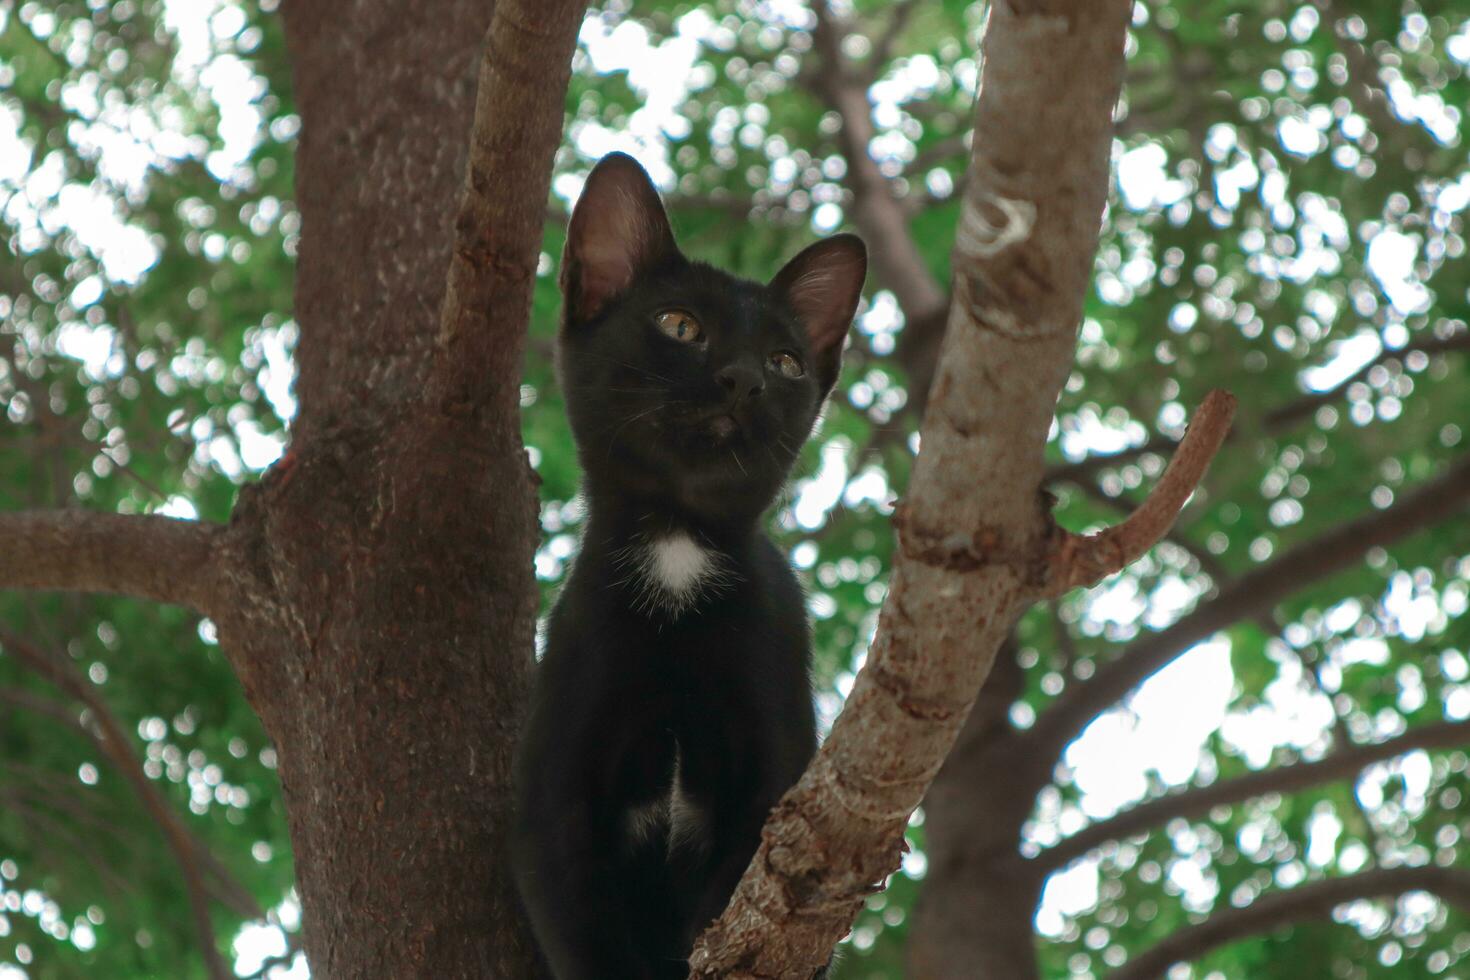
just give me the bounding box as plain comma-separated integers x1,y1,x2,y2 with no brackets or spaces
614,531,734,617
622,772,709,856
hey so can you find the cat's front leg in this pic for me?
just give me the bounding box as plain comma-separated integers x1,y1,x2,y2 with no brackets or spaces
511,695,675,979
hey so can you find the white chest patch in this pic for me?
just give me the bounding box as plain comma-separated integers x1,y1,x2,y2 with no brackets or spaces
615,531,734,617
650,534,714,592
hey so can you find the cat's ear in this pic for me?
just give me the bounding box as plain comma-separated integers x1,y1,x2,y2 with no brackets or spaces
769,233,867,393
561,153,678,325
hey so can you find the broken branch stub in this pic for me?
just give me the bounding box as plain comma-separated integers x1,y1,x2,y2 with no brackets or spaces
1043,388,1237,597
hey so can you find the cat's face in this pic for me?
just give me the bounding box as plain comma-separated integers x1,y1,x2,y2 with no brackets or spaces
558,153,866,524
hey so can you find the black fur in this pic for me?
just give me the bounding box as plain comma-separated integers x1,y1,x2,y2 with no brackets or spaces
511,153,865,979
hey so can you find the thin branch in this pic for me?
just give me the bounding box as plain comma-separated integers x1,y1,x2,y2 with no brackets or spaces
1043,391,1235,596
1,791,143,912
241,945,303,980
1027,452,1470,762
865,0,921,79
3,676,263,921
806,0,953,417
429,0,588,416
904,133,972,180
0,631,231,980
1109,866,1470,980
1311,0,1445,159
1295,642,1392,853
808,0,949,326
1070,477,1231,582
0,510,226,615
1048,330,1470,485
1262,331,1470,430
0,683,86,733
1038,718,1470,871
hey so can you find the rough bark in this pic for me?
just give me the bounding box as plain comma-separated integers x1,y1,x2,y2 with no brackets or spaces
1,0,584,973
0,511,226,614
1109,866,1470,980
689,2,1135,975
210,1,581,975
205,2,585,976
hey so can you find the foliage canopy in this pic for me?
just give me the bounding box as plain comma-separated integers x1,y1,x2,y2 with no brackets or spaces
2,0,1468,977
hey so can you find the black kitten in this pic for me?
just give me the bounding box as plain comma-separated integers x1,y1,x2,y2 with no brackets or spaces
511,153,866,980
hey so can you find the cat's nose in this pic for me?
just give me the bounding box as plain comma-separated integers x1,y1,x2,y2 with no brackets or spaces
716,363,764,403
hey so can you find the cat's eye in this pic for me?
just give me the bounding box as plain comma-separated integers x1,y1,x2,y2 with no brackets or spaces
655,310,704,343
770,351,804,379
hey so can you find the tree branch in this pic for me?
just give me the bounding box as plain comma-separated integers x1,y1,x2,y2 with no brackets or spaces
904,134,972,182
1261,330,1470,431
1039,718,1470,871
1,791,144,912
1109,866,1470,980
1027,452,1470,762
0,630,232,980
808,1,949,323
805,4,973,419
1048,330,1470,486
1311,0,1446,160
1069,477,1232,582
1042,390,1234,596
430,0,588,416
865,0,921,80
689,2,1134,974
0,510,227,615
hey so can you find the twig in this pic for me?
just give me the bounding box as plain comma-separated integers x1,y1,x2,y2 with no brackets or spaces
1043,390,1236,596
808,0,949,326
0,631,232,980
1,792,143,912
1108,866,1470,980
1027,451,1470,762
1037,717,1470,871
866,0,921,78
1048,330,1470,486
1068,477,1231,583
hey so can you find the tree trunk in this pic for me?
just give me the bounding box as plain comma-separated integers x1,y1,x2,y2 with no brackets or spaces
908,648,1047,980
206,1,580,974
907,863,1041,980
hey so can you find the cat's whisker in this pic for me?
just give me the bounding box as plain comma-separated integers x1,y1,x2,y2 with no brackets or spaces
558,384,666,397
729,447,747,477
576,352,678,385
603,405,665,464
